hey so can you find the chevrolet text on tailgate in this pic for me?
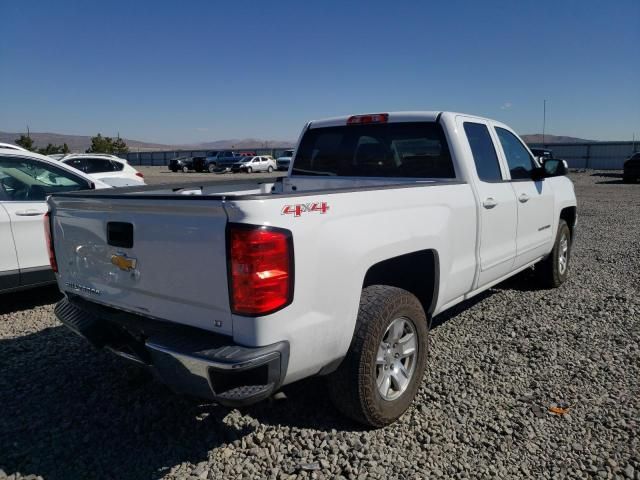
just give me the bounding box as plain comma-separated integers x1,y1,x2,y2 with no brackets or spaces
47,112,577,427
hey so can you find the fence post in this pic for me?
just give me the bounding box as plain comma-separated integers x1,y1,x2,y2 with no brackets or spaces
585,144,591,169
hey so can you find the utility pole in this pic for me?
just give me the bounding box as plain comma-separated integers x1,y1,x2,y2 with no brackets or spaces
542,100,546,147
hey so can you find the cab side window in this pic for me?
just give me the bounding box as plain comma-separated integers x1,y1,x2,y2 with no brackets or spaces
464,122,503,182
495,127,536,180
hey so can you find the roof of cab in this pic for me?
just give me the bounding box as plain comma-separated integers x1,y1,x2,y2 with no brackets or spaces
308,111,503,129
309,111,441,129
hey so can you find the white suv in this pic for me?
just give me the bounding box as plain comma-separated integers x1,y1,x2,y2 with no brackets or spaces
60,154,145,187
0,147,110,293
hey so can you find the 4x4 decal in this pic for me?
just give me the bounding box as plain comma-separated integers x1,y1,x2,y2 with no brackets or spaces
281,202,330,217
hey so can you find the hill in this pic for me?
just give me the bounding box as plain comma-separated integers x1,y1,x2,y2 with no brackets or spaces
0,131,175,152
521,134,595,144
0,131,295,152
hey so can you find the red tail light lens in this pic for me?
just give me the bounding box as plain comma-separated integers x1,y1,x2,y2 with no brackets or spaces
347,113,388,125
135,172,144,178
228,225,293,315
43,212,58,273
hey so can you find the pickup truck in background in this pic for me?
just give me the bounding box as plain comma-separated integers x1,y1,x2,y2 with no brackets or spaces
48,111,577,427
192,150,240,173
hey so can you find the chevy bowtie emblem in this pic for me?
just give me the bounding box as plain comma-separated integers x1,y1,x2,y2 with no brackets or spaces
111,254,137,271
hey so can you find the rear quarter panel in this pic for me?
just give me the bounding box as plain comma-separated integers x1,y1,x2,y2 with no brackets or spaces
225,183,477,383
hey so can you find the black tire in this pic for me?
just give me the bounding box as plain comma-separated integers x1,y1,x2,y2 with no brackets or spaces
208,163,217,173
246,167,252,173
182,166,189,173
327,285,429,427
623,175,634,183
267,166,274,173
536,219,571,288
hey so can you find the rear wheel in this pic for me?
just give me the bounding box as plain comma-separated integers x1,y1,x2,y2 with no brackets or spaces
208,163,217,173
182,166,189,173
267,166,274,173
536,219,571,288
327,285,428,427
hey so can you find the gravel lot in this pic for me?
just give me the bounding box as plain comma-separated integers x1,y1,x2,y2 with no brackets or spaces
1,170,638,480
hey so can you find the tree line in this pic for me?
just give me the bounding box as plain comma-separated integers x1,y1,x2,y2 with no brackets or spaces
14,133,129,155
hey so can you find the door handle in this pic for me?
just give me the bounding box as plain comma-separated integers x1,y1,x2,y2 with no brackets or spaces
482,197,497,209
519,194,530,203
15,210,44,216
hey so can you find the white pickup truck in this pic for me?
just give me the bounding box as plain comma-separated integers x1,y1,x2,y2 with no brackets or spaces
48,112,577,427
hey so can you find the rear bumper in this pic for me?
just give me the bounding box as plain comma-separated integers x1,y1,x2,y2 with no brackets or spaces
54,296,289,406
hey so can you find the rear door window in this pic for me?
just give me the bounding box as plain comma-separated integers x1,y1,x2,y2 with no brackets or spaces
464,122,503,181
110,160,124,171
292,122,455,178
84,158,117,173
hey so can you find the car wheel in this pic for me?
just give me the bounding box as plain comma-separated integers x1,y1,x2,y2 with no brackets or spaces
246,167,252,173
182,166,189,173
267,166,274,173
208,163,217,173
327,285,428,427
536,219,571,288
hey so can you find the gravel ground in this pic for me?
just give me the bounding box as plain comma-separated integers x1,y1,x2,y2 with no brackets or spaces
1,170,638,480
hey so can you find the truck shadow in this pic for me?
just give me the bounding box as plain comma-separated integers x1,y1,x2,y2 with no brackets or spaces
0,326,252,480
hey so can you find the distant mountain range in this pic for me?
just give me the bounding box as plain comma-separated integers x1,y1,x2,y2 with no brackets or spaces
0,130,593,153
0,131,295,153
520,134,595,144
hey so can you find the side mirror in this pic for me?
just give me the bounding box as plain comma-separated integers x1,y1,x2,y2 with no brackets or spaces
543,158,568,177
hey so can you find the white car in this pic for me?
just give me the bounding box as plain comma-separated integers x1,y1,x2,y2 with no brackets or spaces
232,155,277,173
0,147,110,293
0,142,29,152
60,154,145,187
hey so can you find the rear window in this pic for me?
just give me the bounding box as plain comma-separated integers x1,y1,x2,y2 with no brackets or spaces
292,122,455,178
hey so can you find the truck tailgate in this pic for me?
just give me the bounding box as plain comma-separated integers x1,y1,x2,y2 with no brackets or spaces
48,196,233,336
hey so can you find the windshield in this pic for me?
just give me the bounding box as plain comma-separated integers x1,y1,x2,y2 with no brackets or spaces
291,122,455,178
281,150,294,157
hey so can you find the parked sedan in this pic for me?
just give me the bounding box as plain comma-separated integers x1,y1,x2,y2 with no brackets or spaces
0,146,110,294
623,152,640,183
61,154,145,187
231,155,277,173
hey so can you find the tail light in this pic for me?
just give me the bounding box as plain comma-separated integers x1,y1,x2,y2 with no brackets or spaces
228,224,293,316
135,172,144,178
43,212,58,273
347,113,388,125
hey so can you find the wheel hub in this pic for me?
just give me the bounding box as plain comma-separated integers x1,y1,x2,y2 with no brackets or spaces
376,317,418,401
558,233,569,275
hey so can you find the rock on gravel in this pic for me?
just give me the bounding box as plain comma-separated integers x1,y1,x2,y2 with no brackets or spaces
0,170,638,479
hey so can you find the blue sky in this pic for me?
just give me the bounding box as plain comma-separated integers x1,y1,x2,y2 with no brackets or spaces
1,0,638,143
